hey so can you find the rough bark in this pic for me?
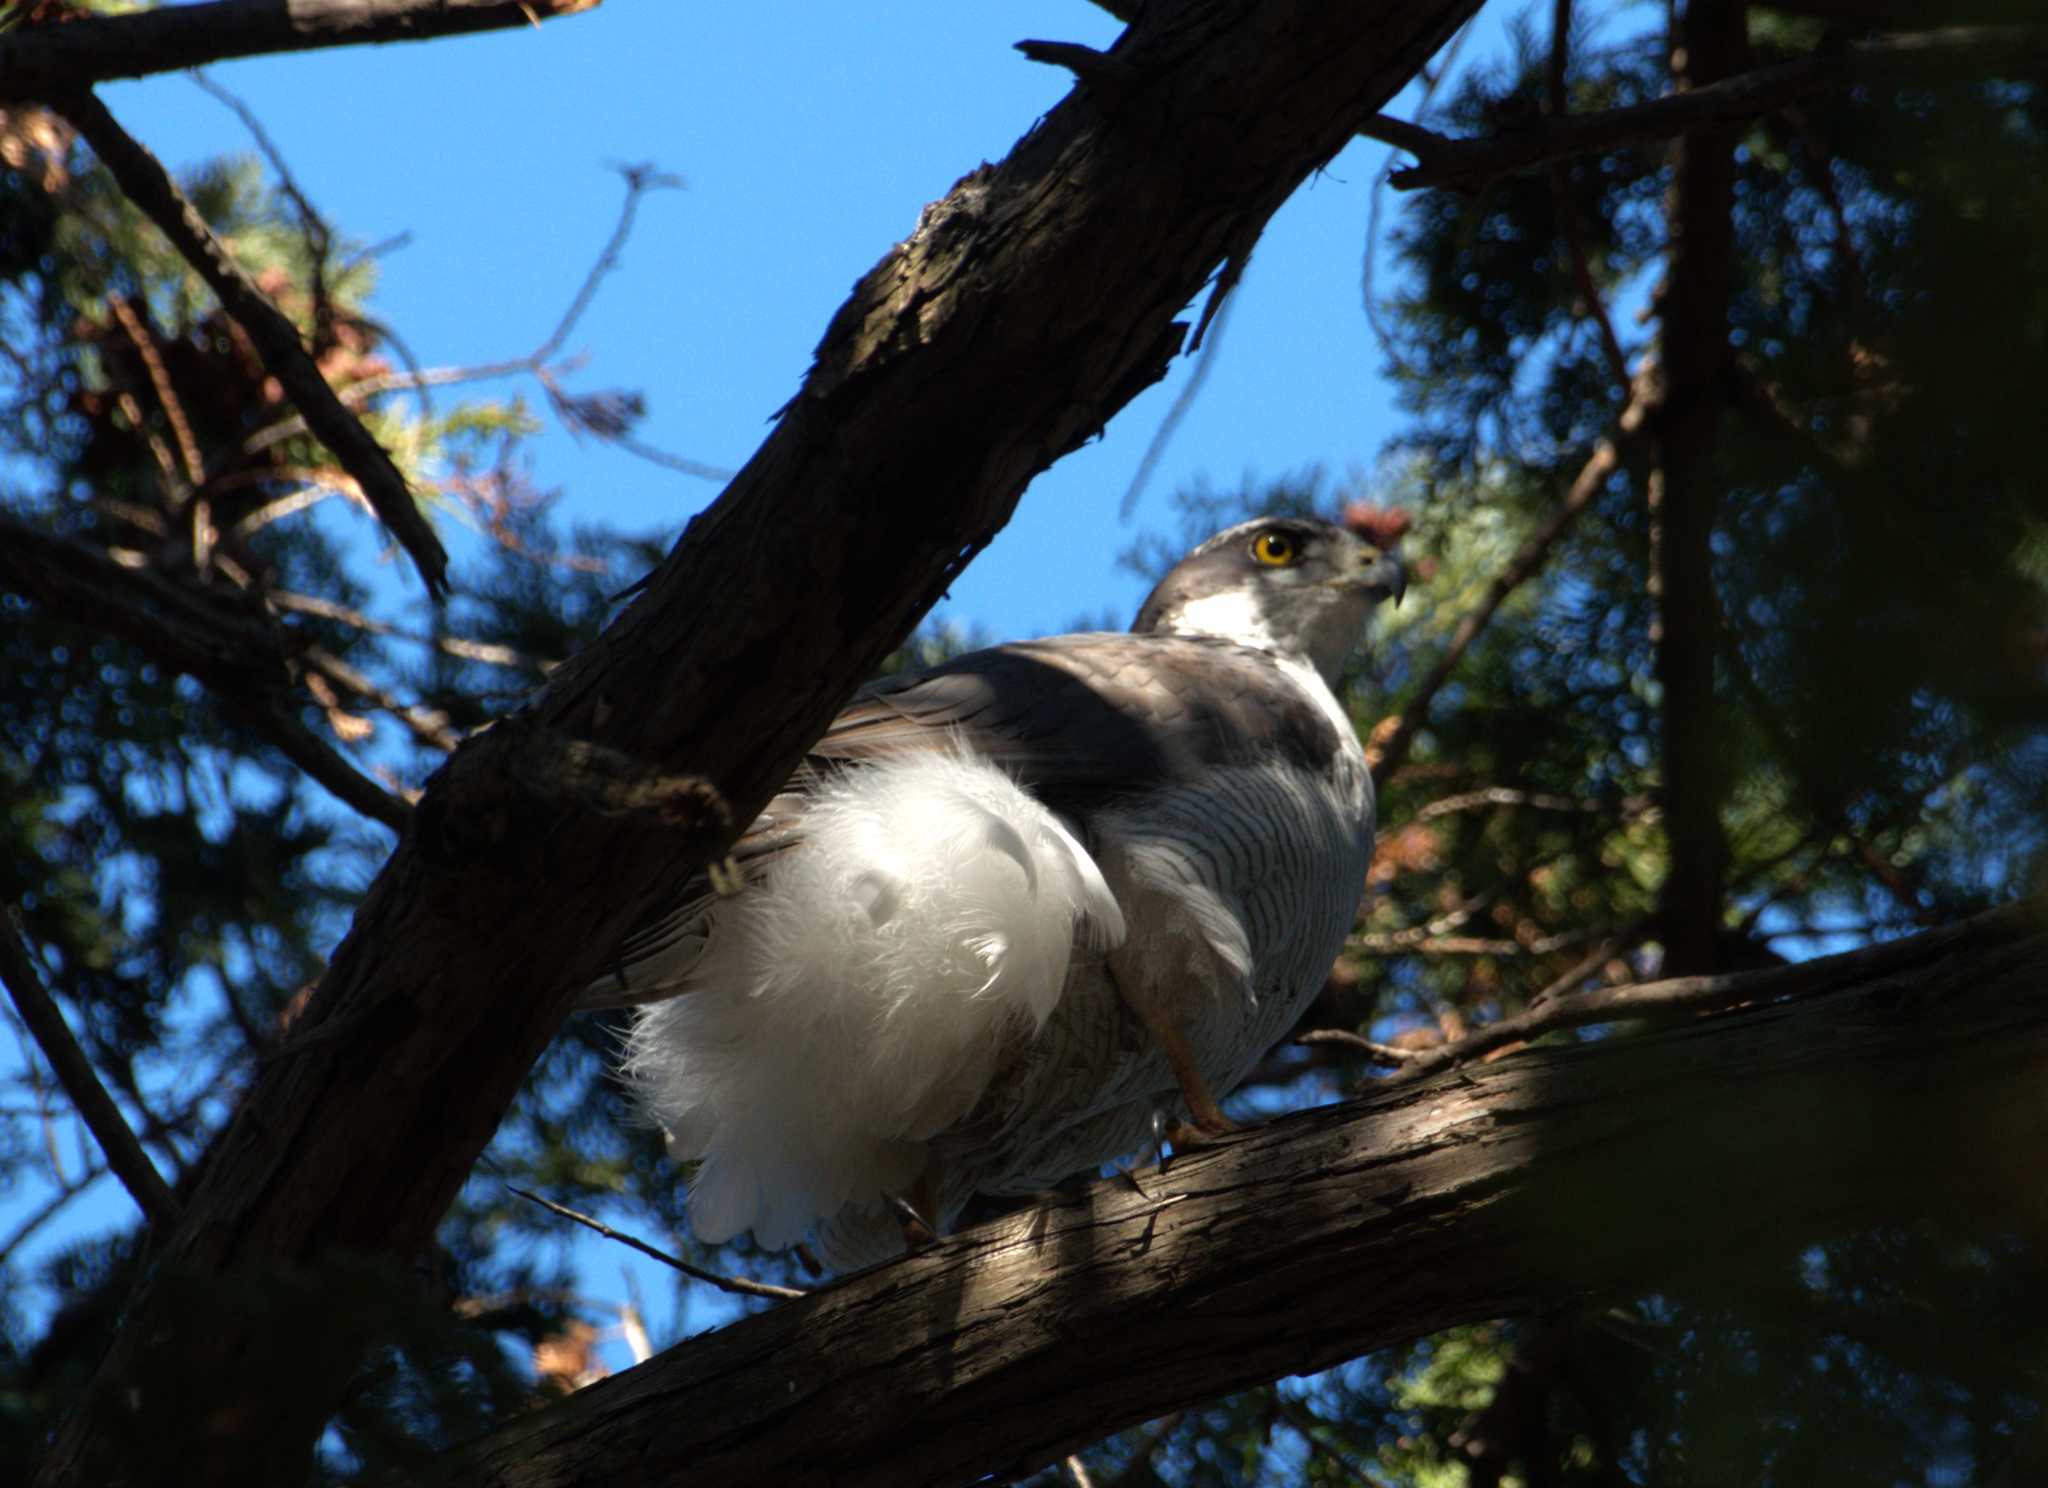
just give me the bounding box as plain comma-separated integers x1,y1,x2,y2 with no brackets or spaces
0,0,601,99
1648,0,1744,977
433,899,2047,1488
33,2,1483,1482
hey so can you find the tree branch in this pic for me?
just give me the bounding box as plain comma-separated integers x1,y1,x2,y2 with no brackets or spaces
0,916,179,1227
1386,27,2048,192
504,1185,805,1302
434,898,2046,1488
0,515,412,831
0,0,602,98
52,90,450,596
38,4,1490,1480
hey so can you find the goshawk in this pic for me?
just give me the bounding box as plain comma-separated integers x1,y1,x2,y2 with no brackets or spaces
600,516,1402,1266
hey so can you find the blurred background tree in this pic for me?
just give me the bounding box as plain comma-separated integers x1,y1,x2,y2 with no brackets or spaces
2,0,2044,1483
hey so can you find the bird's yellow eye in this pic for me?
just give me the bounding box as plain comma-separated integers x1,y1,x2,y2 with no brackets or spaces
1250,531,1297,567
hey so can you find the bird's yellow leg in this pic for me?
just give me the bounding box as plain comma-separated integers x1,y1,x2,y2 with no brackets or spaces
1115,973,1237,1143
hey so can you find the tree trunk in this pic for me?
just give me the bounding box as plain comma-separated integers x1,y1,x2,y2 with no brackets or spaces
1649,0,1744,975
34,2,1483,1482
436,900,2046,1488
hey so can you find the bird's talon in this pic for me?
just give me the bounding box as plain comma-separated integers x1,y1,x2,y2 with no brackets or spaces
885,1191,937,1251
1162,1114,1238,1155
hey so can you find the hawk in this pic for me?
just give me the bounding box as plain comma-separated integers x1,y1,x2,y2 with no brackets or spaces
600,516,1403,1266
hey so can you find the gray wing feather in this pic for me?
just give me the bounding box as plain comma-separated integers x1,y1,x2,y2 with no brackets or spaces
581,633,1340,1008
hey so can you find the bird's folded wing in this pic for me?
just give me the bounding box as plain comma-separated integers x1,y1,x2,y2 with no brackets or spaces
581,633,1344,1008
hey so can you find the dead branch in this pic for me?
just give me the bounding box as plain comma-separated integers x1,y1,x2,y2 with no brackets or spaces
505,1185,806,1302
1294,1028,1418,1067
0,0,601,98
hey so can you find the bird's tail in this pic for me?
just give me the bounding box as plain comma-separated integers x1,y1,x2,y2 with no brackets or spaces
624,748,1124,1252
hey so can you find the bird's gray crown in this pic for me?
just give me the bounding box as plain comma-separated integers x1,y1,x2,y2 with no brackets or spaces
1132,517,1404,686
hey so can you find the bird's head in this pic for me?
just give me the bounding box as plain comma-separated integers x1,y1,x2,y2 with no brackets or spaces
1132,516,1405,685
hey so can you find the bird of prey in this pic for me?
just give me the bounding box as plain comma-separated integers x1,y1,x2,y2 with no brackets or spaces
601,516,1403,1266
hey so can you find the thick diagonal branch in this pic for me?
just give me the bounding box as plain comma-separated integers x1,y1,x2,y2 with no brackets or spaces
438,900,2045,1488
0,0,601,98
53,90,450,596
0,917,179,1226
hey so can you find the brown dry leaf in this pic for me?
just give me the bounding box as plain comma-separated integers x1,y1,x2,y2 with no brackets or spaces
533,1319,608,1394
305,671,374,743
0,107,73,194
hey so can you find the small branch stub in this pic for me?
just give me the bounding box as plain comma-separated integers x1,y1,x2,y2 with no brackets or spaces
1016,38,1139,99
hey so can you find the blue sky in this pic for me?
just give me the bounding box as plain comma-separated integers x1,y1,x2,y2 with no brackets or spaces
9,1,1534,1365
95,1,1449,635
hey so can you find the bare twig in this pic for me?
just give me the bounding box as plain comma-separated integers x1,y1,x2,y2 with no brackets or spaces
226,167,730,488
1351,928,1597,958
301,646,461,753
1116,288,1234,520
0,1165,107,1270
0,917,179,1225
1526,928,1635,1008
0,515,413,831
504,1185,807,1302
1389,27,2048,193
1378,896,2041,1086
55,90,451,595
1357,15,1478,379
1394,784,1653,835
106,293,205,490
1294,1028,1418,1067
532,162,682,368
191,68,340,359
0,0,603,97
268,589,551,674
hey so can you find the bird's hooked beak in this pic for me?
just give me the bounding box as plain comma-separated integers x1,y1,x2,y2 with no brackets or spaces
1360,547,1406,607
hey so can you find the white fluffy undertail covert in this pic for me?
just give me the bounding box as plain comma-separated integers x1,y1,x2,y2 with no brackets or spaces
624,750,1125,1250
